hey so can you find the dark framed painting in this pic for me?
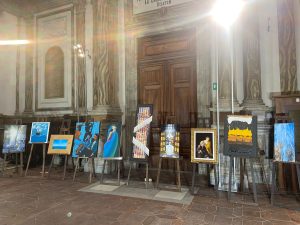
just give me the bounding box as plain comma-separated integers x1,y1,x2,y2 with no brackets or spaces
3,125,27,153
191,128,218,164
274,123,295,162
29,122,50,144
132,104,153,160
103,123,121,158
160,124,180,158
224,115,258,157
72,122,101,158
48,135,74,155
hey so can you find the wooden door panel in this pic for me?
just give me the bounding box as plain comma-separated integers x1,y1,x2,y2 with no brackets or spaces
139,64,164,125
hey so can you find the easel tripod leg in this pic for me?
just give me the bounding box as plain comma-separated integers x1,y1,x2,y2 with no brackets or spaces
42,144,46,177
127,161,132,185
176,159,181,192
156,158,162,189
20,152,23,176
2,154,7,176
146,162,149,189
228,156,233,201
25,145,34,177
73,157,80,182
191,163,196,194
249,158,258,204
101,160,106,184
214,164,218,191
271,162,276,205
63,155,67,180
117,161,121,186
48,155,55,178
296,164,300,191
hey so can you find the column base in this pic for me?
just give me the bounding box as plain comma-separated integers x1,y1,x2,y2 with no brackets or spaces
210,98,244,112
241,99,271,122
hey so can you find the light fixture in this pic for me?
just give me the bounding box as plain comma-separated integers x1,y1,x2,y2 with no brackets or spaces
0,40,30,46
211,0,245,28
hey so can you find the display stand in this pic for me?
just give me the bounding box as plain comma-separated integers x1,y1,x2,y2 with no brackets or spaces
271,161,300,206
191,163,218,195
48,155,68,180
100,157,123,186
156,157,181,192
73,157,96,183
228,156,258,204
127,159,150,188
25,143,47,177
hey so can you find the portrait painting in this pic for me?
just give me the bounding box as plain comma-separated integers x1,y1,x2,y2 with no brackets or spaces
274,123,295,162
132,104,153,160
48,135,74,155
3,125,27,153
103,124,121,158
72,122,101,158
191,128,218,164
160,124,180,158
224,115,258,157
29,122,50,144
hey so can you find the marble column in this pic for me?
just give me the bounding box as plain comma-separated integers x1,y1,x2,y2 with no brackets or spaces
15,17,21,115
217,28,241,112
241,4,269,115
277,0,298,92
75,0,86,111
23,16,34,114
92,0,121,116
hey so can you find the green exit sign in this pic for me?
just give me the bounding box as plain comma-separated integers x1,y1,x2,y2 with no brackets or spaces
213,82,217,91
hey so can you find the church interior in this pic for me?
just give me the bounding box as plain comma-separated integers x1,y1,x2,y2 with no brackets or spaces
0,0,299,224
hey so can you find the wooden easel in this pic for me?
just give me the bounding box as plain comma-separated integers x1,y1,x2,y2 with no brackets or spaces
156,157,181,192
2,119,24,176
228,156,258,204
271,161,300,206
127,160,150,188
191,163,219,195
73,157,96,183
47,119,72,180
100,157,123,186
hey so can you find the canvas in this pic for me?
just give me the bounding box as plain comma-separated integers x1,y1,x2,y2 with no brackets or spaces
3,125,27,153
274,123,296,162
191,128,218,164
160,124,180,158
224,115,258,157
132,104,153,159
29,122,50,144
48,135,74,155
103,124,121,158
72,122,101,158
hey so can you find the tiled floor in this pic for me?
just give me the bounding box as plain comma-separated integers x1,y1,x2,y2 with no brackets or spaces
0,171,299,225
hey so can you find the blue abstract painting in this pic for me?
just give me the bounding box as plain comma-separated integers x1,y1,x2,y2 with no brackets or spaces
72,122,101,158
52,139,68,150
103,124,121,158
274,123,295,162
3,125,27,153
29,122,50,144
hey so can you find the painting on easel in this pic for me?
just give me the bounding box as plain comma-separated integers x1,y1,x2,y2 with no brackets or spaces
103,124,121,158
160,124,180,158
3,125,27,153
274,123,295,162
48,135,74,155
29,122,50,144
72,122,101,158
132,104,153,160
224,115,258,157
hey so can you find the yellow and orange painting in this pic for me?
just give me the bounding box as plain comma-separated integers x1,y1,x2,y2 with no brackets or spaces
228,128,253,144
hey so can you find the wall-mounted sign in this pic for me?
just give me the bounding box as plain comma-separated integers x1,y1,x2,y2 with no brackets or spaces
133,0,194,15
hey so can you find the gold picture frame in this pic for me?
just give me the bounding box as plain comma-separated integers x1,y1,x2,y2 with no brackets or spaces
48,135,74,155
191,128,218,164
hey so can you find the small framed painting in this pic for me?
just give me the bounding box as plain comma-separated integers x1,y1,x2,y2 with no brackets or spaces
191,128,218,164
103,123,122,158
29,122,50,144
3,125,27,153
48,135,74,155
160,124,180,158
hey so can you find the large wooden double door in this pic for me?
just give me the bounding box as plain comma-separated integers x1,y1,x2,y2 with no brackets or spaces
138,30,197,169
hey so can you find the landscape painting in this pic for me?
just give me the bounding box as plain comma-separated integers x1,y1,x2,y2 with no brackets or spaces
29,122,50,144
160,124,180,158
103,124,121,158
274,123,295,162
191,128,218,164
48,135,74,155
3,125,27,153
72,122,101,158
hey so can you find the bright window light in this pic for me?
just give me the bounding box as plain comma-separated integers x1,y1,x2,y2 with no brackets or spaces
211,0,245,28
0,40,30,46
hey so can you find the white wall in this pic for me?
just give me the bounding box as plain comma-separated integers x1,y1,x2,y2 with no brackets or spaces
259,0,281,107
0,11,18,115
294,0,300,91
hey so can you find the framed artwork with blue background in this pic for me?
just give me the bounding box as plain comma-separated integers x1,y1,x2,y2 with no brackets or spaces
160,124,180,159
103,124,121,158
72,122,101,158
3,125,27,153
48,135,74,155
29,122,50,144
274,123,296,162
